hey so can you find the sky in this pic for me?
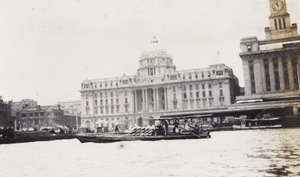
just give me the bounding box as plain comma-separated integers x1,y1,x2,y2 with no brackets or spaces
0,0,299,105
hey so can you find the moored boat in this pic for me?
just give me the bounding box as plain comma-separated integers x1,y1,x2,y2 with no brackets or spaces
76,116,211,143
233,117,282,130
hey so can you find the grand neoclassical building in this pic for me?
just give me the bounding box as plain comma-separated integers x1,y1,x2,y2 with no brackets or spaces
80,36,240,130
236,0,300,126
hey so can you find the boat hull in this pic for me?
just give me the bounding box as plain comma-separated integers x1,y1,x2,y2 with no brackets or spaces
76,133,211,143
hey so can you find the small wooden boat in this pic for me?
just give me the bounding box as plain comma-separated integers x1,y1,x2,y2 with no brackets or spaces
76,116,211,143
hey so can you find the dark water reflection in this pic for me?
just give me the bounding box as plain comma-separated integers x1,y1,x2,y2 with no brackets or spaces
242,128,300,176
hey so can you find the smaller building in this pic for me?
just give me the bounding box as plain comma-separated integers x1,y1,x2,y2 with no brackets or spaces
57,100,81,129
17,105,63,131
0,96,13,128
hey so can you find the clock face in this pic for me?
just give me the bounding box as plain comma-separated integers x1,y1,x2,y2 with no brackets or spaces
272,1,284,11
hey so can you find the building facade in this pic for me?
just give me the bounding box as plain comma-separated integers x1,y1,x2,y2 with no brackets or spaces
0,96,12,128
239,0,299,99
237,0,300,126
80,36,240,130
17,105,64,131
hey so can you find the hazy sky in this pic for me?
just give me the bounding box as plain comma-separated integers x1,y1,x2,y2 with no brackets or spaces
1,0,299,105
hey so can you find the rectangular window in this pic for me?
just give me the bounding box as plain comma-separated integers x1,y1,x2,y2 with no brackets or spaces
282,57,290,90
183,100,188,109
111,99,113,105
273,58,280,90
196,100,201,108
202,84,205,89
189,92,193,98
202,99,207,108
195,84,199,90
274,19,278,30
105,106,109,114
220,90,223,96
100,93,102,98
110,92,113,97
196,92,199,98
190,100,194,108
125,98,128,104
202,91,206,97
219,82,222,88
189,85,193,91
209,91,212,97
116,106,120,113
183,92,187,99
283,18,286,29
86,101,89,106
264,59,271,91
183,85,186,91
95,100,98,105
111,106,114,114
208,83,212,89
173,86,176,92
95,93,97,98
209,99,213,107
116,98,119,104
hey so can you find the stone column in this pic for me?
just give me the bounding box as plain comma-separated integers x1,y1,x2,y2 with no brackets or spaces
142,89,145,112
298,56,300,90
288,55,294,90
242,59,251,96
156,88,159,111
269,58,275,92
145,88,148,112
134,89,137,113
164,87,168,110
278,57,285,91
254,59,263,94
260,59,266,92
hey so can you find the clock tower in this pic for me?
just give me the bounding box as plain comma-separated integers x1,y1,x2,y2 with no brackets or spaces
265,0,298,40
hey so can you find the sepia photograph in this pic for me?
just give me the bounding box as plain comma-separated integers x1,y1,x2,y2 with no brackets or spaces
1,0,300,176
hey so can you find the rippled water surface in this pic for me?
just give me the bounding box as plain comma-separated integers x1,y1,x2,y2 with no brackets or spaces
1,128,300,177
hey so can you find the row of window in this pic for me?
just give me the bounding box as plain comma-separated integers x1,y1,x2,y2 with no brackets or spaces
85,104,129,116
181,82,222,91
180,97,225,109
20,112,62,118
182,90,224,99
82,79,136,89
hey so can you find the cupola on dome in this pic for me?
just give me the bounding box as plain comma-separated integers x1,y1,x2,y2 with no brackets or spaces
140,35,172,59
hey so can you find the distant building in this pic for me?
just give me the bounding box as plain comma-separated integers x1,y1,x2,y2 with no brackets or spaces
17,105,63,131
80,36,240,130
57,100,81,129
0,96,13,128
237,0,300,126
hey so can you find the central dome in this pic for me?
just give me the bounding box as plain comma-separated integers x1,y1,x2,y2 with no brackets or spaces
137,35,176,78
140,35,172,59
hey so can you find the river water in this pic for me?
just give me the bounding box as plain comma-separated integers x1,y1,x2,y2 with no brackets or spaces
1,128,300,177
